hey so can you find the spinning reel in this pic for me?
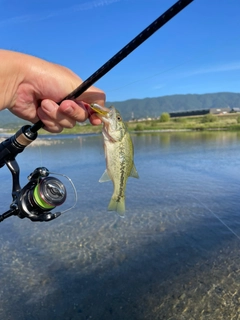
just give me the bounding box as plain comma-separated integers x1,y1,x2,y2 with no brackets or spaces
0,125,76,222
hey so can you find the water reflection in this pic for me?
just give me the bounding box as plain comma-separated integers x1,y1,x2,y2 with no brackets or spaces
134,130,240,149
1,131,240,319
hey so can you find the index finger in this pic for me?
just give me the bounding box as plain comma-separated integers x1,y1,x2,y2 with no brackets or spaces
76,85,106,107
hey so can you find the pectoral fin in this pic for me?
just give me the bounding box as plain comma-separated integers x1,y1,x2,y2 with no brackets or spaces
99,169,111,183
130,164,139,179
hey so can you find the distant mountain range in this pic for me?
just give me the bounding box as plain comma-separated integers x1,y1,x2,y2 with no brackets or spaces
106,92,240,120
1,92,240,128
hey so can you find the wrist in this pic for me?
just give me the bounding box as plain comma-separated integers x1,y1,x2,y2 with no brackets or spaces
0,50,25,111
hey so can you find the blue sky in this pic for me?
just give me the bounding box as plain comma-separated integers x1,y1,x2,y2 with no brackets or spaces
1,0,240,102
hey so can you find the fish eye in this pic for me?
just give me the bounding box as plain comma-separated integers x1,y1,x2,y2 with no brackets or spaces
117,115,122,121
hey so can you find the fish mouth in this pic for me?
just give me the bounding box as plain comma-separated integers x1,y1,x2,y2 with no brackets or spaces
90,104,110,119
90,104,116,141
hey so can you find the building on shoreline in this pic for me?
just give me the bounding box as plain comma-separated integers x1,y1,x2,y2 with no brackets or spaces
169,107,237,118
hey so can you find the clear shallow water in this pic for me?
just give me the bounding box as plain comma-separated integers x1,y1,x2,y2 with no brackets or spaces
1,131,240,319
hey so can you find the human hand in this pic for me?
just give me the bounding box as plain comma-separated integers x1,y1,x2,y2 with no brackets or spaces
0,50,106,133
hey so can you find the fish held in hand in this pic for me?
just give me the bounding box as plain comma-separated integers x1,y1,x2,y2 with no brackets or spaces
91,104,139,217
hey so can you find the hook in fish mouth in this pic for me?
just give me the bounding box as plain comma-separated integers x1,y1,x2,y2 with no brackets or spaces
90,103,110,116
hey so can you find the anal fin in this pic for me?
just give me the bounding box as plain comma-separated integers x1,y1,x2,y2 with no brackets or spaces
99,169,111,183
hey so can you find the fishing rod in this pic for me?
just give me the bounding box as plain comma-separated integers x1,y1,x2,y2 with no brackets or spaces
0,0,194,222
30,0,193,133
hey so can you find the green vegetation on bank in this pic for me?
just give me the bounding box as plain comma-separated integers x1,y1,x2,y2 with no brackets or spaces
4,113,240,136
129,113,240,132
59,113,240,134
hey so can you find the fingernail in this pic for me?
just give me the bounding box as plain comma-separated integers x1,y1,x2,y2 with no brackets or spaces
64,106,74,115
42,100,55,113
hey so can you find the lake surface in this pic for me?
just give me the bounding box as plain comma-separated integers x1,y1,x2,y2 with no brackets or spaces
1,131,240,320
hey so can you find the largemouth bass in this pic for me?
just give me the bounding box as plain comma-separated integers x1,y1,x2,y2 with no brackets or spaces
91,104,139,217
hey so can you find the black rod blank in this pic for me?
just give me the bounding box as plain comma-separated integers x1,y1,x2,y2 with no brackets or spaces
30,0,194,133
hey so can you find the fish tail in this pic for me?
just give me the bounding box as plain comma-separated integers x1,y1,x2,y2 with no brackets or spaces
108,197,125,217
